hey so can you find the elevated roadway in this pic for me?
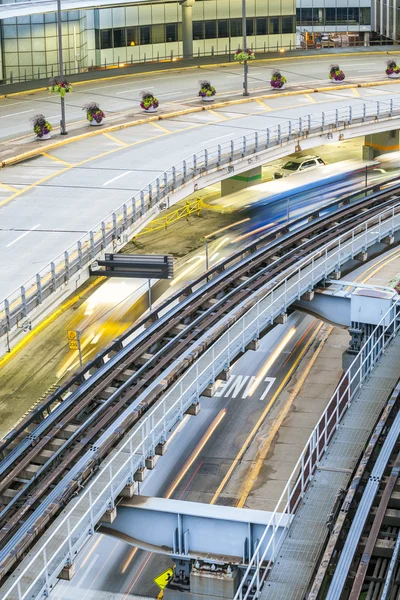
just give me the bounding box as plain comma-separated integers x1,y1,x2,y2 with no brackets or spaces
2,79,400,353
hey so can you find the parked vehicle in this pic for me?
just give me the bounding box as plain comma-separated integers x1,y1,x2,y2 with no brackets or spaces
274,155,326,179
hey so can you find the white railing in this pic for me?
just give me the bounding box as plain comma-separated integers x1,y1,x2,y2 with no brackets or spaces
233,302,400,593
2,97,400,339
2,201,400,600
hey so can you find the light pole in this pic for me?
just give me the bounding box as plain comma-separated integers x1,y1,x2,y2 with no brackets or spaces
56,0,68,135
242,0,249,96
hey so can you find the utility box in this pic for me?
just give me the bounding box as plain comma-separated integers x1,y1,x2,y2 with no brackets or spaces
351,288,397,327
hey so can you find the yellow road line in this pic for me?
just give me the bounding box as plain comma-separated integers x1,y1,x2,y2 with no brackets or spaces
41,152,72,166
256,98,272,110
352,87,361,98
207,109,227,120
149,121,171,134
102,132,128,146
0,182,19,192
304,93,317,103
235,322,328,508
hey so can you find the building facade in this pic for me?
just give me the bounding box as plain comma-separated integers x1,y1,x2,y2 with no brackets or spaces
0,0,296,82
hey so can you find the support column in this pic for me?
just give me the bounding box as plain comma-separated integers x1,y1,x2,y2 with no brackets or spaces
180,0,195,60
363,130,400,159
221,166,262,196
364,32,370,46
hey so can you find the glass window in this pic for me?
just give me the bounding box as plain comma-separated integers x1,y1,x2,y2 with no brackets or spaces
193,21,204,40
269,17,279,35
218,20,229,38
205,21,217,39
246,18,254,36
360,7,371,24
325,8,336,24
166,23,177,42
230,19,242,37
348,8,359,23
113,28,126,47
100,29,112,49
140,25,151,45
152,24,165,44
282,16,294,34
256,17,267,35
337,7,347,23
127,27,138,46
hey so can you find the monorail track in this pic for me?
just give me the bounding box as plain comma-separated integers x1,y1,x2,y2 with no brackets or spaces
1,179,400,583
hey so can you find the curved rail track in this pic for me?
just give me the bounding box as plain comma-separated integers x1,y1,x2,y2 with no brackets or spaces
1,178,400,583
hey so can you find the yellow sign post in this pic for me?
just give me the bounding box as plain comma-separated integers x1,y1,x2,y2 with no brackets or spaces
67,330,82,366
154,567,173,591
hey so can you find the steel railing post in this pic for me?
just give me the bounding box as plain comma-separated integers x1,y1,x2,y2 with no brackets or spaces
183,159,187,180
64,251,70,280
20,286,27,317
204,148,208,169
254,131,259,152
377,101,380,119
217,144,222,165
335,109,339,128
77,239,83,268
243,136,247,156
140,191,145,215
172,166,176,187
321,112,325,130
90,231,95,258
156,177,161,198
231,140,234,161
101,222,106,247
123,203,128,229
349,105,352,124
288,120,292,138
363,103,366,122
193,154,197,176
390,98,393,117
51,262,57,290
36,273,42,304
277,124,281,144
266,129,270,148
112,213,117,239
299,116,302,135
307,114,311,131
163,172,168,192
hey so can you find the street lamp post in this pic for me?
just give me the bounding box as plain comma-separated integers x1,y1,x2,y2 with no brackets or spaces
242,0,249,96
56,0,68,135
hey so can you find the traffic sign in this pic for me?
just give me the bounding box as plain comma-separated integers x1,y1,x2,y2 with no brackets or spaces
154,567,173,590
67,330,78,341
68,340,79,350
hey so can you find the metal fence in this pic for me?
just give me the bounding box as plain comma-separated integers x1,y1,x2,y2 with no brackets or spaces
3,199,400,600
2,98,400,342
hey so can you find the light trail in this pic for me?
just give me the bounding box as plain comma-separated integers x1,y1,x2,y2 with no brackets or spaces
124,552,152,597
121,547,138,574
246,327,296,396
232,221,276,243
166,409,226,499
169,255,203,286
205,218,250,239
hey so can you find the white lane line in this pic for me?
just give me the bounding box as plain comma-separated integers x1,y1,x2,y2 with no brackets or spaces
201,133,233,145
75,554,100,588
0,102,26,110
6,224,41,248
0,109,33,119
102,171,131,186
117,86,155,95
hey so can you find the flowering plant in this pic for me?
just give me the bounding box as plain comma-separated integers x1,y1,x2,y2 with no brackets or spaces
386,60,400,75
140,91,159,110
234,49,255,62
270,71,287,89
329,65,345,81
83,102,105,124
198,80,216,98
48,77,72,97
31,114,52,138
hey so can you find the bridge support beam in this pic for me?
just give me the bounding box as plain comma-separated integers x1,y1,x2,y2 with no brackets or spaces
221,166,262,196
363,130,400,159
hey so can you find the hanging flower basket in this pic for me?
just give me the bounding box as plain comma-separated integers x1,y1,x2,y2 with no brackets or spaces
198,80,216,102
49,77,72,97
270,71,287,90
234,49,255,63
31,114,52,140
329,65,345,82
386,60,400,78
140,91,159,112
83,102,105,126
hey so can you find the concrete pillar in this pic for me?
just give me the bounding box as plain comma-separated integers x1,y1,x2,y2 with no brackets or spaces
221,166,262,196
180,0,194,60
58,563,75,581
364,32,370,46
363,130,400,159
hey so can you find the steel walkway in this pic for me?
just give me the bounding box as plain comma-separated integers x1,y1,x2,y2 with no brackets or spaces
259,336,400,600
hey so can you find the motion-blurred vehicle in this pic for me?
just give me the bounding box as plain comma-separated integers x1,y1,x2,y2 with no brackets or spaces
274,155,326,179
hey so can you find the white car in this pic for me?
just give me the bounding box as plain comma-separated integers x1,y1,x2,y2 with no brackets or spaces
274,155,326,179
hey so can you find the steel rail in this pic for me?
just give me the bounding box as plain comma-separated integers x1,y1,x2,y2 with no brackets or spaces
4,201,400,600
1,186,400,585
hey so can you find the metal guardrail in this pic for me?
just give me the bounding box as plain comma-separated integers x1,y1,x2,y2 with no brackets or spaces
233,287,400,593
2,97,400,341
3,200,400,600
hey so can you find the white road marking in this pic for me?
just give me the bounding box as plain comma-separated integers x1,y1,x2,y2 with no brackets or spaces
201,133,233,145
0,109,33,119
102,171,131,186
214,374,276,399
0,102,26,110
6,224,41,248
117,86,155,95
